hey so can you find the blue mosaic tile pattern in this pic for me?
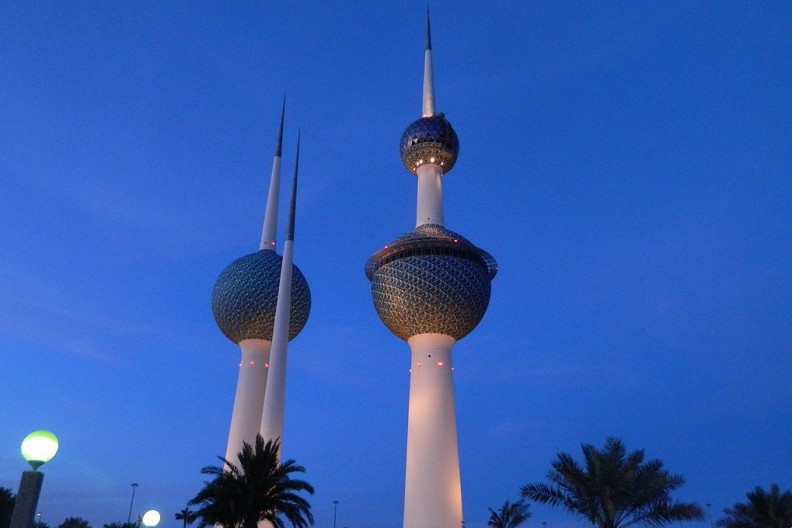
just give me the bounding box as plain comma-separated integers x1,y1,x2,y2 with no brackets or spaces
400,114,459,174
212,250,311,343
367,224,496,341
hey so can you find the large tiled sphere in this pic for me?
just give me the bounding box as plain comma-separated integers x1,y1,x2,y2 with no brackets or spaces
366,224,496,341
400,114,459,174
212,250,311,343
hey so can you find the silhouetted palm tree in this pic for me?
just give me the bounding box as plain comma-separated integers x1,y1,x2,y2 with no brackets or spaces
103,522,137,528
0,488,15,528
521,437,703,528
488,499,531,528
189,435,314,528
58,517,92,528
175,509,197,528
716,484,792,528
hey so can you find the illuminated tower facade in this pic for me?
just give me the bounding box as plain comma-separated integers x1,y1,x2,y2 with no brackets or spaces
365,15,497,528
212,106,311,462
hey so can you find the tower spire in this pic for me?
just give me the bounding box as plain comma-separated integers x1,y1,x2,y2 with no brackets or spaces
422,10,435,117
259,98,286,250
259,132,301,452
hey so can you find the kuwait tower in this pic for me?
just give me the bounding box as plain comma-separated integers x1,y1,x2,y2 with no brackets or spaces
212,105,311,462
365,14,497,528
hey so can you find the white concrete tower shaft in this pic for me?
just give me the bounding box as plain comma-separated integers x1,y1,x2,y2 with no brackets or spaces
403,14,462,528
403,333,462,528
259,133,301,455
416,14,444,227
224,105,286,463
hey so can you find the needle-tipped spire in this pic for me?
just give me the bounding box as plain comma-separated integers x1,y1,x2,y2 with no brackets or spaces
285,131,300,242
422,10,435,117
259,132,302,451
274,97,285,157
259,99,286,250
425,8,432,51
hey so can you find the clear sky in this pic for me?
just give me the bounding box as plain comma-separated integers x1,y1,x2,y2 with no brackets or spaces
1,3,790,528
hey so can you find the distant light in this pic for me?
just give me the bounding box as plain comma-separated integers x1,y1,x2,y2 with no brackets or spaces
21,431,59,470
249,361,255,366
264,363,270,368
141,510,161,527
436,362,444,366
417,363,422,367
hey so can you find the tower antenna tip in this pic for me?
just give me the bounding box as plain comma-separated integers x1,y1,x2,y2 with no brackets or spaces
425,8,432,51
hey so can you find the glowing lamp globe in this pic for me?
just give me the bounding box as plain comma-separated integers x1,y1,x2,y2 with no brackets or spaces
141,510,160,527
20,431,58,470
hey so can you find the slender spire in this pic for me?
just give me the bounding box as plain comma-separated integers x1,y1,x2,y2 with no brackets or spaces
422,10,435,117
259,132,301,451
259,99,286,250
285,131,300,242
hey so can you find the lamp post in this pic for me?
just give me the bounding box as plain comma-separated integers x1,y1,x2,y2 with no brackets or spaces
10,431,59,528
127,484,139,524
332,501,339,528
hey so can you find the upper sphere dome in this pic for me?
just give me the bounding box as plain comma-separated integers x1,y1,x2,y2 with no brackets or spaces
400,114,459,174
212,250,311,344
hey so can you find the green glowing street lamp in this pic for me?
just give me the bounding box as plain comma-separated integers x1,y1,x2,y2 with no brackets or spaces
10,431,59,528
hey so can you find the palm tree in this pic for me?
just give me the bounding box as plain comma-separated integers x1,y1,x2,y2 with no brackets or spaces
716,484,792,528
521,437,703,528
189,435,314,528
58,518,92,528
175,509,196,528
0,488,15,528
488,499,531,528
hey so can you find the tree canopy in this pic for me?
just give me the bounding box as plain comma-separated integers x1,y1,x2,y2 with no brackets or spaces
521,436,704,528
189,435,314,528
175,508,197,528
58,517,91,528
0,488,15,528
717,484,792,528
488,499,531,528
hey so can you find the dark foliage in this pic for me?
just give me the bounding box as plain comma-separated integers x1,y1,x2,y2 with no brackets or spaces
189,435,314,528
488,499,531,528
521,437,704,528
0,488,15,528
716,484,792,528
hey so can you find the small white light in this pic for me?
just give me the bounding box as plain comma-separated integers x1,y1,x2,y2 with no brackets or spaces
142,510,161,527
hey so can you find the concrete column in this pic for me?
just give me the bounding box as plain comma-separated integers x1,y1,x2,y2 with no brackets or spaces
10,471,44,528
403,333,462,528
225,339,271,462
415,164,444,227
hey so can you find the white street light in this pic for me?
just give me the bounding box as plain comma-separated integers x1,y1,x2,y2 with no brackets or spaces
10,431,59,528
141,510,161,528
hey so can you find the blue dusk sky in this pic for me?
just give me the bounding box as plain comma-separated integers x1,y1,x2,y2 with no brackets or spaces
1,3,790,528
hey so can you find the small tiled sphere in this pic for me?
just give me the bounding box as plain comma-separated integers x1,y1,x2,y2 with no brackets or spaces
212,250,311,343
400,114,459,174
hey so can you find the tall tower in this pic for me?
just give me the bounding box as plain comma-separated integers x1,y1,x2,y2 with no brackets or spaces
212,106,311,462
260,133,302,448
365,14,497,528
